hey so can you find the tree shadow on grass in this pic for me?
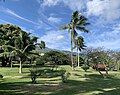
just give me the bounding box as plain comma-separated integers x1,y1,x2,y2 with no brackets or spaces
51,74,120,95
0,72,120,95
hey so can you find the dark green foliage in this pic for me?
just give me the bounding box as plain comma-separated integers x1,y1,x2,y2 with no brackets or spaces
81,64,89,72
35,58,45,66
0,74,3,78
61,69,71,83
29,69,41,83
43,51,69,65
0,24,45,73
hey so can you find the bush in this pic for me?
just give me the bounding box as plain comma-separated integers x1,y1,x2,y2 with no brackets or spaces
81,64,89,72
29,69,41,83
0,75,3,78
61,69,70,83
35,58,45,66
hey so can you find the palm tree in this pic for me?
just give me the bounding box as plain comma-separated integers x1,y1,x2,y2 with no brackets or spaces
39,41,46,49
59,11,90,70
74,36,86,67
0,24,46,73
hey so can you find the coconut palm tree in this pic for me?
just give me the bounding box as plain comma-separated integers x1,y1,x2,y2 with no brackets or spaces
74,36,86,67
59,11,90,70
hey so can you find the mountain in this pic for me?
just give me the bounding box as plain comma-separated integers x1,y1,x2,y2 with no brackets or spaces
36,46,77,55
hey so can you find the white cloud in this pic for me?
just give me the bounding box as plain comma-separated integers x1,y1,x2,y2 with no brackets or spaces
48,16,61,23
40,0,60,7
38,30,70,50
39,0,120,22
39,0,85,11
87,23,120,50
0,7,39,25
63,0,86,11
87,0,120,21
38,11,58,29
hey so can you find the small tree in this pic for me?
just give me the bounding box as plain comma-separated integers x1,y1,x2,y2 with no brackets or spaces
81,64,89,72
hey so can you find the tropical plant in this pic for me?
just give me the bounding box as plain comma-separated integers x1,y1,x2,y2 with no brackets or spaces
74,36,86,67
59,11,90,70
29,69,41,83
81,64,89,72
61,68,71,83
0,24,46,73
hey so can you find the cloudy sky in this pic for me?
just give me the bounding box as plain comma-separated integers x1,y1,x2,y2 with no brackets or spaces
0,0,120,51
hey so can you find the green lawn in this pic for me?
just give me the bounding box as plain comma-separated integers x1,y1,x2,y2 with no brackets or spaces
0,65,120,95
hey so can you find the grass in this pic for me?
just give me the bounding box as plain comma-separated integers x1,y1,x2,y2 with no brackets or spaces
0,65,120,95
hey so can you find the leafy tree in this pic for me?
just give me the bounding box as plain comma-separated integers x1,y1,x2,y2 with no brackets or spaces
84,47,111,78
59,11,90,70
0,24,21,67
0,24,46,73
73,36,86,67
43,51,69,71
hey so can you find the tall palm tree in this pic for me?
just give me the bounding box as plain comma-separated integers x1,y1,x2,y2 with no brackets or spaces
59,11,90,70
74,36,86,67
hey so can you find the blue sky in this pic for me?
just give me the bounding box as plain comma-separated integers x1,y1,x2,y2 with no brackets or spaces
0,0,120,51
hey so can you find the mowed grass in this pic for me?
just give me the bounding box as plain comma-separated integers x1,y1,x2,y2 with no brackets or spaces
0,65,120,95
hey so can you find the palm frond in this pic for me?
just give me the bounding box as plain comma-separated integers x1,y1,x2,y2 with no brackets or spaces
59,24,71,30
76,26,89,33
72,11,79,20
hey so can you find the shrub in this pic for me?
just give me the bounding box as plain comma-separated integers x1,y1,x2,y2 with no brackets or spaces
35,58,45,66
29,69,41,83
81,64,89,72
61,69,70,83
0,75,3,78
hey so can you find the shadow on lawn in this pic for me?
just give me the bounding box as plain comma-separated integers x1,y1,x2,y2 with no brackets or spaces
51,74,120,95
0,73,120,95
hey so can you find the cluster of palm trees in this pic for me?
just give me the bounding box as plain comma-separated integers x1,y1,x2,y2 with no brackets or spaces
0,11,90,72
0,24,45,73
59,11,90,69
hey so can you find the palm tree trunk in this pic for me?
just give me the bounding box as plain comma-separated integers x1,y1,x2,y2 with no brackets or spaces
70,31,74,70
77,48,80,67
117,61,119,71
19,58,22,73
71,40,74,70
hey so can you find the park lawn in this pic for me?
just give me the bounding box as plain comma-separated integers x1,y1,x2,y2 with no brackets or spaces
0,65,120,95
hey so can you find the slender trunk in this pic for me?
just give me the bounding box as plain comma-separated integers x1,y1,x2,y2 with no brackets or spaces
71,40,74,70
117,61,119,71
70,30,74,70
11,62,13,69
19,58,22,73
77,48,80,67
71,23,75,70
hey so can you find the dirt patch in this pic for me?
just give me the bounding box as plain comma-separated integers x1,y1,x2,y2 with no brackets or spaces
3,76,30,78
